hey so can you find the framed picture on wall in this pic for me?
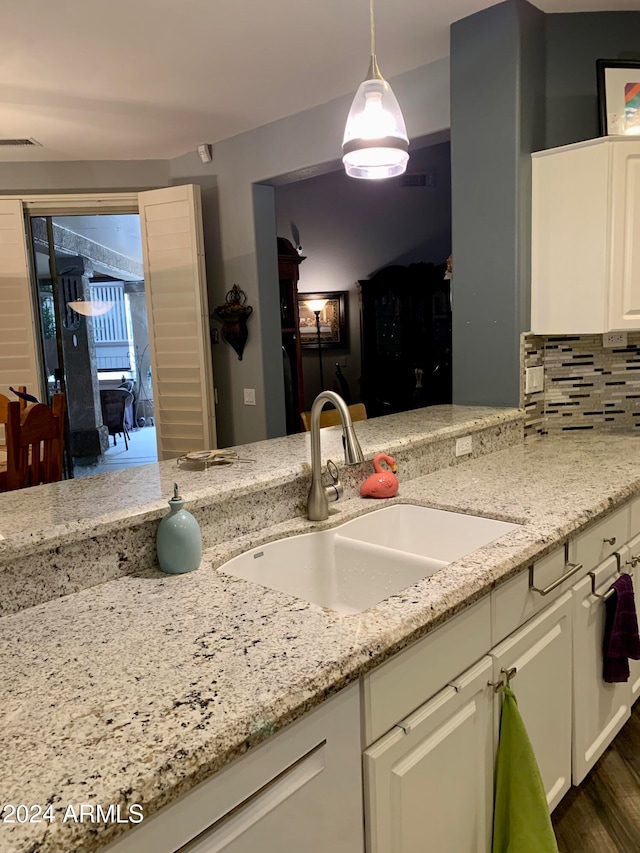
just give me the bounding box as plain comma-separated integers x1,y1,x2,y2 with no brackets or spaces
596,58,640,136
297,291,348,349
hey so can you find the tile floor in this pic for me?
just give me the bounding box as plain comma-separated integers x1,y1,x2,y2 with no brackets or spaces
74,425,157,477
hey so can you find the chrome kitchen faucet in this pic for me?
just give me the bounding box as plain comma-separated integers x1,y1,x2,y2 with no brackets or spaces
307,390,365,521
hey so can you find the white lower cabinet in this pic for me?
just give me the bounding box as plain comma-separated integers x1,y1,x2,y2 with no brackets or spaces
489,591,573,812
572,555,632,784
620,534,640,704
363,657,494,853
103,684,363,853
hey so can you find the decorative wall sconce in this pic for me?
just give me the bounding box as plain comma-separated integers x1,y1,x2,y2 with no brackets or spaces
212,284,253,361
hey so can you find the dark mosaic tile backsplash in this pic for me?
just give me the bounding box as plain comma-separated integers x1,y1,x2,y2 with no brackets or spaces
523,333,640,438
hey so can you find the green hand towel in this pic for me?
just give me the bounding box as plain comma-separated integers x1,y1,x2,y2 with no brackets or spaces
492,685,559,853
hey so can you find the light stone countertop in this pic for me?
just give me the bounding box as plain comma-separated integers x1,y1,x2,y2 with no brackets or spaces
3,430,640,852
0,405,519,563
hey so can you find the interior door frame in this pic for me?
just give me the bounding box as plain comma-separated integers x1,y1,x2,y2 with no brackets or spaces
18,194,141,470
15,192,139,394
12,190,217,461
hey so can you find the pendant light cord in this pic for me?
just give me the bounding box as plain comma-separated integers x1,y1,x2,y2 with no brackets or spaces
370,0,375,57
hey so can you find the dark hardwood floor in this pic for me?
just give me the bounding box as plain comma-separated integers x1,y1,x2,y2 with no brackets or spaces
552,702,640,852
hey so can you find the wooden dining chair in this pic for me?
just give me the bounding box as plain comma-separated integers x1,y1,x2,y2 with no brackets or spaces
0,399,21,492
300,402,367,432
7,393,66,490
0,386,29,413
12,385,33,413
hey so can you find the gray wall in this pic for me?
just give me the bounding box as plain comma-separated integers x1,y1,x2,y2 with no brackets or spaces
170,58,451,447
0,160,169,192
450,0,545,408
274,141,452,409
546,12,640,149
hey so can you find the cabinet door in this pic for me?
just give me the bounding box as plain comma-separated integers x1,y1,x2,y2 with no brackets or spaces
572,555,632,783
608,142,640,331
619,535,640,705
490,591,572,812
364,657,493,853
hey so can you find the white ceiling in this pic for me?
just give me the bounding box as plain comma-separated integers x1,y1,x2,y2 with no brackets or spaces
2,0,639,162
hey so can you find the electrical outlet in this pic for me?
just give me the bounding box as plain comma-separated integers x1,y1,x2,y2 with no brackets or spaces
455,435,473,457
243,388,256,406
603,331,627,348
525,366,544,394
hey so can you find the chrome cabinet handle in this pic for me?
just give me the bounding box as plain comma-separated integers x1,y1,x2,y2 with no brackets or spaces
488,667,518,693
529,561,583,596
590,571,616,601
604,536,616,546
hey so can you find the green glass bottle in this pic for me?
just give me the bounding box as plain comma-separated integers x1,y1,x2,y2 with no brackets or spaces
156,483,202,574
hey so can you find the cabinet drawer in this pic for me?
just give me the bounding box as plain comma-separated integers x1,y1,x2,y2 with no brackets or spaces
491,545,578,645
630,495,640,538
568,505,629,574
104,684,363,853
362,596,491,745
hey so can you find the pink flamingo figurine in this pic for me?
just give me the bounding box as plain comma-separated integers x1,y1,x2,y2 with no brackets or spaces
360,453,399,499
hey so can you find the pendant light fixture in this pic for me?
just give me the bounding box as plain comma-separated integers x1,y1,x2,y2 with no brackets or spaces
342,0,409,180
67,298,114,317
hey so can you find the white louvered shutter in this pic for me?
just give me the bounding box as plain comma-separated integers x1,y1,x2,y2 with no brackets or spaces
0,199,41,401
138,185,216,460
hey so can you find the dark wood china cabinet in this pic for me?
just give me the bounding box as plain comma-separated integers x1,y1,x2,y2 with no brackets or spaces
278,238,305,433
358,261,451,418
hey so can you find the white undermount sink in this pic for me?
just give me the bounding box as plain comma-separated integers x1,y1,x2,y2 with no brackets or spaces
219,505,519,615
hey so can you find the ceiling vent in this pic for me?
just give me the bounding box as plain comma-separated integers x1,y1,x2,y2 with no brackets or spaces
0,138,42,147
400,172,435,188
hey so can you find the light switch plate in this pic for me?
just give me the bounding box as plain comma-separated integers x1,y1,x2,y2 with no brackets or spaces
525,366,544,394
243,388,256,406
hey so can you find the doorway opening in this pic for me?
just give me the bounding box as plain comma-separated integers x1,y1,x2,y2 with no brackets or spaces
29,213,157,476
271,132,452,433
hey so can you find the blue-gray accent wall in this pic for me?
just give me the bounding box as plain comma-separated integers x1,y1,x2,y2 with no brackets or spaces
546,12,640,149
450,0,544,407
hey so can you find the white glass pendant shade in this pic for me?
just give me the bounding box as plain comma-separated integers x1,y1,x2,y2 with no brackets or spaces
342,61,409,180
67,298,114,316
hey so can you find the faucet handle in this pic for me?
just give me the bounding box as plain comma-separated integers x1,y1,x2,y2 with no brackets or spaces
324,459,343,504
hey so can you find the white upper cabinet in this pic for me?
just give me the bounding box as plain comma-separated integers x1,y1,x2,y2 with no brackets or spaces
531,138,640,334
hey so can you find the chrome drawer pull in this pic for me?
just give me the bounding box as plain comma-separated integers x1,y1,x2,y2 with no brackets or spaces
589,571,616,601
529,561,583,596
604,536,617,546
